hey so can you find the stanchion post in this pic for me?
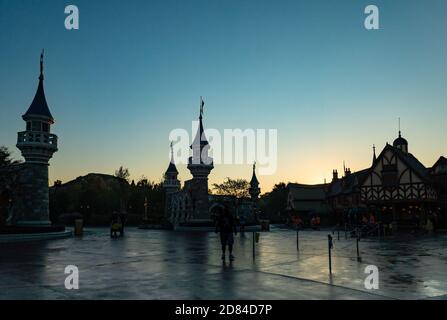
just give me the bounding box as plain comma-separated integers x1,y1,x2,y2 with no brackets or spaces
344,223,347,239
328,234,333,275
296,229,299,252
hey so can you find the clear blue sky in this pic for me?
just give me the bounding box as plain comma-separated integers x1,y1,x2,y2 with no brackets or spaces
1,0,446,191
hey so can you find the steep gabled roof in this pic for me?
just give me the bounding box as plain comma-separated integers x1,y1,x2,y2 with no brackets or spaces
360,144,431,185
432,156,447,171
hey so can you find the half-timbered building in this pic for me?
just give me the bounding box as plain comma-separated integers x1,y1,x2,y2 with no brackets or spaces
360,131,444,229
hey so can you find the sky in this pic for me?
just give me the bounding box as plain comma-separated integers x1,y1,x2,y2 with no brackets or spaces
0,0,446,192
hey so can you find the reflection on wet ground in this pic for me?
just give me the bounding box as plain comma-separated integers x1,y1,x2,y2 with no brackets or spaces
0,227,446,300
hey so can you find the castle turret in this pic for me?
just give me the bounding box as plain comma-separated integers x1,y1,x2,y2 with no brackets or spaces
187,98,213,220
15,51,58,226
163,142,181,221
163,142,180,193
249,163,261,200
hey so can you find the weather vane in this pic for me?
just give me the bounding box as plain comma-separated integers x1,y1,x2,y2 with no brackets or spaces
200,96,204,118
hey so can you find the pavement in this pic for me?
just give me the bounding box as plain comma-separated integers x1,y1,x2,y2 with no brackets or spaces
0,227,446,300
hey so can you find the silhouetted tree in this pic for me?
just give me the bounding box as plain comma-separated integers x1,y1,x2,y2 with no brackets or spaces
259,182,288,223
212,178,250,198
115,166,130,181
0,146,21,167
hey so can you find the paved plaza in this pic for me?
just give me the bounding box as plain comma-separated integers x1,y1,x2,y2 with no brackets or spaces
0,227,446,300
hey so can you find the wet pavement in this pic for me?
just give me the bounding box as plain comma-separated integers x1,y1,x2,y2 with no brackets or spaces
0,227,446,300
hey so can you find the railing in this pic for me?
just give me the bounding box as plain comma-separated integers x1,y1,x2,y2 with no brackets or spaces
17,131,58,148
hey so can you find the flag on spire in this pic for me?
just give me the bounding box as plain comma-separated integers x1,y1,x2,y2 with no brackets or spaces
200,97,204,118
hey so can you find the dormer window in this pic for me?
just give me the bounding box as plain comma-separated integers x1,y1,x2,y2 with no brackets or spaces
42,123,50,133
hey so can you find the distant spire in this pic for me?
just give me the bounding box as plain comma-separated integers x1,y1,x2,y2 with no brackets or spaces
250,162,259,186
200,96,204,119
398,117,401,137
165,141,178,174
39,49,44,81
191,97,209,149
372,144,377,163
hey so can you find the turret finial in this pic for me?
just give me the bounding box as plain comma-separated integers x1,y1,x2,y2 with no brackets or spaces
39,49,44,80
170,141,174,162
372,144,377,163
199,97,204,119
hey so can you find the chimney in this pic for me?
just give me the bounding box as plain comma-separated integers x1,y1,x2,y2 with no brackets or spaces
332,169,338,181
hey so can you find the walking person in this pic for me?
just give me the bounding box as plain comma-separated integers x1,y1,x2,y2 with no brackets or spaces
215,207,238,261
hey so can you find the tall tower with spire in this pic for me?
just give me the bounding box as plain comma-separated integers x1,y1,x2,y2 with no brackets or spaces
249,163,261,222
186,98,214,221
15,51,58,226
249,163,260,200
163,142,181,220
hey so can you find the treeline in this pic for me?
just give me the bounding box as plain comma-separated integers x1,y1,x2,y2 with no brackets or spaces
50,170,165,226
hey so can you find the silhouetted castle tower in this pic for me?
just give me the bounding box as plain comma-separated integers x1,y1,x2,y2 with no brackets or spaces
15,51,58,226
249,163,260,200
187,99,214,220
163,142,180,217
249,163,261,221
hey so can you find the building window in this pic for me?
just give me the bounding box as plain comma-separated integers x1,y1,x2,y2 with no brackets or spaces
26,122,31,131
42,123,49,133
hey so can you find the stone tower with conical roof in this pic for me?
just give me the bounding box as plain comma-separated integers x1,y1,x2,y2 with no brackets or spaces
15,51,58,226
186,98,214,221
163,142,181,219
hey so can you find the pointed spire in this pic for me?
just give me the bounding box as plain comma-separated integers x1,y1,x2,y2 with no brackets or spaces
398,117,401,137
191,97,209,148
200,96,204,119
39,49,44,81
23,50,54,122
250,162,259,186
372,144,377,163
165,141,178,174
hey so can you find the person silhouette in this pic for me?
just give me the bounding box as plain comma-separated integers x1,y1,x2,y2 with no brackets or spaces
215,206,238,261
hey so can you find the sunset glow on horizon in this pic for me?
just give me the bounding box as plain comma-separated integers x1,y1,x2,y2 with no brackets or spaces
1,0,446,193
